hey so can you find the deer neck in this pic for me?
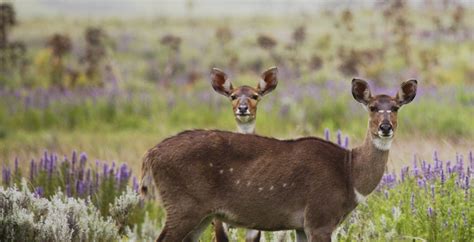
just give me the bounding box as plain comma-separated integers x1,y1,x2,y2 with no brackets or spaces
351,130,391,196
236,120,256,134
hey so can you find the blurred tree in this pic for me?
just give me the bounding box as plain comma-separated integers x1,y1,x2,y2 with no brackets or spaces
84,27,108,86
46,33,72,89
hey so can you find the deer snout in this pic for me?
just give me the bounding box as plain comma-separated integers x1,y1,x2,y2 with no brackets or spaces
378,122,393,136
238,105,249,114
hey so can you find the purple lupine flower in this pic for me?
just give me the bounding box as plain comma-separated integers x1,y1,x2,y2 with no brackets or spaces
441,169,445,184
14,158,19,175
76,180,84,196
324,128,330,141
344,136,349,149
431,185,435,198
384,190,389,199
30,159,36,181
103,163,109,178
427,207,434,217
34,187,44,198
336,130,342,146
71,151,77,172
43,151,49,170
417,178,425,188
2,167,11,186
79,152,87,167
465,176,470,190
410,193,415,212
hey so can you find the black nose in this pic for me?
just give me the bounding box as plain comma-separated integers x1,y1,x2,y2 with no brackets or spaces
238,105,248,113
379,123,392,133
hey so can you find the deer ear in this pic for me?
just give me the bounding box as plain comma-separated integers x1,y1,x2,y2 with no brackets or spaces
211,68,233,96
396,79,417,105
351,78,372,105
257,67,278,96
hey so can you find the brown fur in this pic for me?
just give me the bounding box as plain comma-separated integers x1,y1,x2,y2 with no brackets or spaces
211,67,278,242
146,79,417,242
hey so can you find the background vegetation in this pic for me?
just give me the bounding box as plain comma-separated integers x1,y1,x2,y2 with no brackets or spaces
0,0,473,241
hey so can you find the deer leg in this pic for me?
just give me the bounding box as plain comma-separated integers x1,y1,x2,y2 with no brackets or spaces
306,225,335,242
156,210,209,242
303,208,338,242
184,216,213,242
214,219,229,242
245,229,260,242
295,229,308,242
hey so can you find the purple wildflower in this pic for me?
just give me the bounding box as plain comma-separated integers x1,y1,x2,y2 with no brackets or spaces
72,151,77,172
344,136,349,148
34,187,44,198
14,158,19,175
2,167,11,186
324,128,330,141
30,159,36,181
427,207,434,217
103,163,108,178
336,130,342,146
441,169,445,184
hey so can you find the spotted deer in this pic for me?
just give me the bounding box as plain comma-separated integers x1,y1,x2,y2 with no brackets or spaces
140,78,417,242
211,67,278,242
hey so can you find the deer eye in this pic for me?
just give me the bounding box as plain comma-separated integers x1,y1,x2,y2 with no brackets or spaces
391,106,400,112
369,106,378,112
251,94,259,100
230,94,237,100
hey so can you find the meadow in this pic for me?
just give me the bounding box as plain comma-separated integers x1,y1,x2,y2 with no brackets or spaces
0,0,473,241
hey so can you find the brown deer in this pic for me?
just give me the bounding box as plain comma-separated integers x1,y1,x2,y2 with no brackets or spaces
210,67,278,242
140,78,417,242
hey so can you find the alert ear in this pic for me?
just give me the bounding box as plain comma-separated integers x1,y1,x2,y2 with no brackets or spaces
257,67,278,96
351,78,372,105
210,68,233,96
396,79,417,105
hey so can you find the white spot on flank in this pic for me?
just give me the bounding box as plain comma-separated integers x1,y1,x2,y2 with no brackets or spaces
372,136,393,151
236,180,240,185
354,188,367,204
247,181,251,186
282,183,287,187
229,168,233,173
209,163,213,167
219,169,224,174
258,187,263,191
269,186,274,190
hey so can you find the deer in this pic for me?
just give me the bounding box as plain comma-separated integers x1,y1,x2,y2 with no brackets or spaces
140,78,417,242
210,67,278,242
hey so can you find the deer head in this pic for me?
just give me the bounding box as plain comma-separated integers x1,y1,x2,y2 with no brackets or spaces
211,67,278,132
352,78,417,150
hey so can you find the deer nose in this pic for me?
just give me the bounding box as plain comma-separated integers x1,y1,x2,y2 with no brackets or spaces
379,123,392,133
238,105,248,113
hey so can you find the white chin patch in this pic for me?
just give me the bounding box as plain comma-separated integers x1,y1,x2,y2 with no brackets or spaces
372,134,393,151
236,115,252,123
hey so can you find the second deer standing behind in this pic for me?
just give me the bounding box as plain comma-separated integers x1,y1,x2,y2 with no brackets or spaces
211,67,278,242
